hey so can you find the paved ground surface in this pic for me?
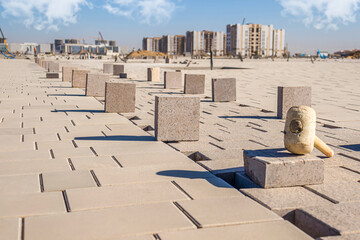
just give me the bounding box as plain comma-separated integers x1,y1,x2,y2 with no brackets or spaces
0,58,359,239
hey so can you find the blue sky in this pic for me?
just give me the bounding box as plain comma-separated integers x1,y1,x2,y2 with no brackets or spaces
0,0,359,54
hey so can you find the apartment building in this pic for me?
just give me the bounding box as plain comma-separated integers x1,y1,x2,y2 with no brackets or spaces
186,30,225,56
226,23,285,57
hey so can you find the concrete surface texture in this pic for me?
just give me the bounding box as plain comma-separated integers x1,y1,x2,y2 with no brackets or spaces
0,57,359,240
105,82,136,113
86,73,109,97
184,74,205,94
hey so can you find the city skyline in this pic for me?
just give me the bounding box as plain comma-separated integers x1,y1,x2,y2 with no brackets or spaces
1,0,359,54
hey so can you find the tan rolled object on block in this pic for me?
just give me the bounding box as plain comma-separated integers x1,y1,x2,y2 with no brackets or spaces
284,106,334,158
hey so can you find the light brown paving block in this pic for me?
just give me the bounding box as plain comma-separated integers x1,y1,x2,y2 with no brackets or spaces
0,159,71,175
295,202,360,238
0,128,33,135
0,149,51,162
92,141,174,156
0,218,21,240
62,67,77,82
159,220,313,240
305,181,360,204
0,192,66,218
324,166,360,183
174,177,241,199
42,170,97,192
0,142,34,153
70,156,120,170
52,147,95,159
85,73,109,97
0,174,40,194
241,187,332,220
108,235,154,240
176,196,281,228
113,151,192,168
94,162,214,186
25,202,195,240
67,181,190,211
36,140,75,150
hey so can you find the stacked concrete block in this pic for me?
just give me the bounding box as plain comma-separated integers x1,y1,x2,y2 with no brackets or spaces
155,96,200,141
105,82,136,113
72,70,90,88
48,62,59,73
46,72,59,79
164,72,182,89
147,68,160,82
103,63,113,74
113,64,125,75
212,78,237,102
243,148,324,188
85,74,109,97
277,86,312,119
62,67,76,82
184,74,205,94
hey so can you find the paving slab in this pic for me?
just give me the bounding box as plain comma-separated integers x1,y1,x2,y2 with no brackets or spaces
0,174,40,194
0,192,66,218
295,202,360,238
176,196,281,228
305,181,360,204
42,170,97,192
66,181,190,211
241,187,332,220
0,218,21,240
25,202,195,240
159,220,313,240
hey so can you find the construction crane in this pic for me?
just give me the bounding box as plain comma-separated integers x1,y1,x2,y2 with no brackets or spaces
242,18,246,25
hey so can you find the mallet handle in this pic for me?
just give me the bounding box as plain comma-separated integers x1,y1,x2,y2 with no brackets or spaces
314,135,334,158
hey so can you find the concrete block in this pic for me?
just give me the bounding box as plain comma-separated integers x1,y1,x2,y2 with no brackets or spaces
184,74,205,94
42,170,97,192
147,67,160,82
164,72,182,89
48,62,59,72
103,63,113,74
277,86,311,119
295,202,360,238
155,96,200,141
113,64,125,75
176,197,281,228
46,72,59,79
212,78,236,102
159,220,313,240
105,82,136,113
62,67,76,82
72,69,90,88
244,148,324,188
119,73,127,78
85,73,109,97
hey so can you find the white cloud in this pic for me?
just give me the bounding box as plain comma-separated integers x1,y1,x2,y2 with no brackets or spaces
277,0,360,30
0,0,90,31
104,0,177,24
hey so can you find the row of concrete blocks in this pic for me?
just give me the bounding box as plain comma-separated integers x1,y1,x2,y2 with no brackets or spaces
38,60,315,189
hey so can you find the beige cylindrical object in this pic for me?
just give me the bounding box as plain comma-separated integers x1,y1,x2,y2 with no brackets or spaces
284,106,316,155
314,136,334,157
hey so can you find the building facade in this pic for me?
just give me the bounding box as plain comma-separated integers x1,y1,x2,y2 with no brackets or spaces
226,23,285,57
142,35,185,55
186,30,225,56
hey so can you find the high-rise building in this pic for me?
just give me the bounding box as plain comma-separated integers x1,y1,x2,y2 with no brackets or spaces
226,23,285,57
142,37,153,51
186,30,225,56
